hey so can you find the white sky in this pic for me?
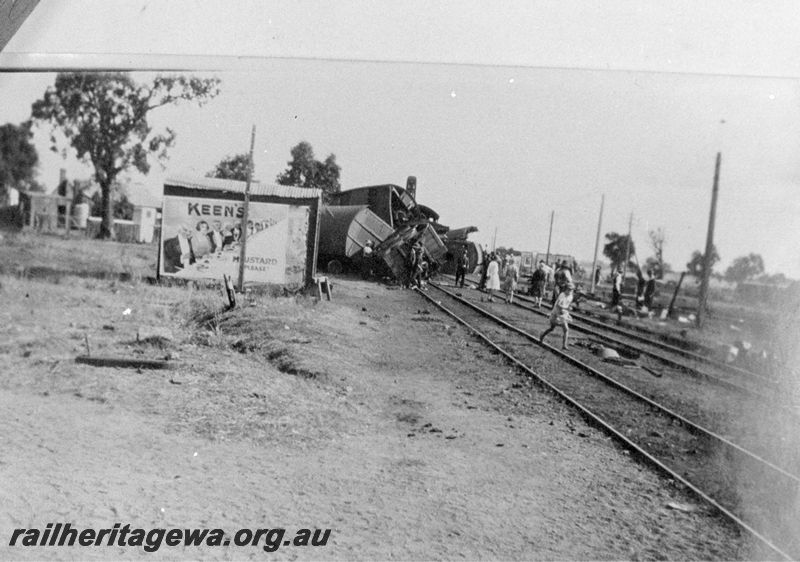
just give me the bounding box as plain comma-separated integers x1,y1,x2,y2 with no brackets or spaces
1,0,799,277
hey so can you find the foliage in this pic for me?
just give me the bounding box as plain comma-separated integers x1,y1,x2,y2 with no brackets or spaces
275,141,341,202
31,72,220,238
645,256,672,278
602,232,636,271
207,152,251,182
686,245,720,278
0,121,38,188
494,246,516,257
757,272,788,285
647,227,666,278
724,253,765,283
89,187,134,220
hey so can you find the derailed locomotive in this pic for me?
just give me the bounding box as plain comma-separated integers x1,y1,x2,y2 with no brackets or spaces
318,177,482,280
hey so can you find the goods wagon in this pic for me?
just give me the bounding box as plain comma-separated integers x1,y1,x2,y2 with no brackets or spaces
318,205,395,273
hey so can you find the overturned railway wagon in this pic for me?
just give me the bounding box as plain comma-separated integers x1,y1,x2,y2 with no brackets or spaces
318,205,394,273
320,182,448,279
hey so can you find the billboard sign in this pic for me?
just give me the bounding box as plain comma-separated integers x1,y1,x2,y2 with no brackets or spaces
159,195,292,283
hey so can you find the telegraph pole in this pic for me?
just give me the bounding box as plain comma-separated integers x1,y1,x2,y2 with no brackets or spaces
491,227,497,251
237,125,256,292
590,194,605,294
545,210,554,264
697,152,721,328
622,212,633,279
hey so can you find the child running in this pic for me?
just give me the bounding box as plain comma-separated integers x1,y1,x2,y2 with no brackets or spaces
540,284,574,350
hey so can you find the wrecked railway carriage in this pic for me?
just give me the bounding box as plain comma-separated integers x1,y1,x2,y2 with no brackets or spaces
320,180,478,279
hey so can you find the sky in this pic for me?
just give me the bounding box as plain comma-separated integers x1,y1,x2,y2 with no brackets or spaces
1,0,799,277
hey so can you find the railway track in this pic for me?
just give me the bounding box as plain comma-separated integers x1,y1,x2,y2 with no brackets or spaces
508,293,783,402
522,293,776,387
447,273,780,396
419,281,800,559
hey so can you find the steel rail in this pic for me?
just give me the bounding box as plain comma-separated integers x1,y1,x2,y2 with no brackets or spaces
429,281,800,485
448,272,776,385
525,293,777,386
414,285,794,561
505,294,778,401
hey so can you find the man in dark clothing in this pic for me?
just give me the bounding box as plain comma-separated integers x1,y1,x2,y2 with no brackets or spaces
635,267,646,309
594,266,602,287
644,270,656,309
478,252,491,290
529,261,547,307
455,248,469,288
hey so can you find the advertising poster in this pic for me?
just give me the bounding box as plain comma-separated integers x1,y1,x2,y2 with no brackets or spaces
160,195,289,283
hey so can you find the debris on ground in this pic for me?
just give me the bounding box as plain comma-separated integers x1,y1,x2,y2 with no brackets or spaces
666,502,698,513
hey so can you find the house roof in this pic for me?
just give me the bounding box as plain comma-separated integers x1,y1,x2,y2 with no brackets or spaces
165,175,322,199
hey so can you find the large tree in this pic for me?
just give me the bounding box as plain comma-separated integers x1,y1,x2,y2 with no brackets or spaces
276,141,341,202
32,73,220,238
0,121,38,189
686,245,720,278
602,232,636,272
207,152,251,182
724,253,765,283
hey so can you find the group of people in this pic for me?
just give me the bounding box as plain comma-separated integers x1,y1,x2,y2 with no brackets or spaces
403,240,434,289
477,252,521,304
610,266,656,311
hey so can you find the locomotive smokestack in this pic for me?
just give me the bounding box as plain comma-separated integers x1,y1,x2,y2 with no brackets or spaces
406,176,417,200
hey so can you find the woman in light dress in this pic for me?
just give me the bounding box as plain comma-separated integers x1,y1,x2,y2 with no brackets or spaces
485,253,501,301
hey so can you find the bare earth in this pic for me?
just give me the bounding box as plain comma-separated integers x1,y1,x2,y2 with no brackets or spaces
0,273,752,560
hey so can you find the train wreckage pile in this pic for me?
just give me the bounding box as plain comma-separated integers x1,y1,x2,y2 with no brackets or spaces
318,177,482,280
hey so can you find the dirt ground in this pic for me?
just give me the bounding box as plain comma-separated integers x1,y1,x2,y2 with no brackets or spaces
0,261,756,559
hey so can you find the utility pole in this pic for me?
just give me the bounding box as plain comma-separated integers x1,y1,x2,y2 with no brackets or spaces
590,194,604,294
492,227,497,251
697,152,721,328
622,212,633,280
237,125,256,293
545,210,554,264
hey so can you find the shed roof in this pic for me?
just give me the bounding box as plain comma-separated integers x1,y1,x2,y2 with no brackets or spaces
165,175,322,199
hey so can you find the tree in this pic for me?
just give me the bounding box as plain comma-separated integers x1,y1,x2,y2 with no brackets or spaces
207,152,251,181
645,256,671,278
602,232,636,272
686,245,720,278
32,73,220,238
276,141,341,202
647,227,666,278
0,121,38,189
89,187,133,220
724,253,765,284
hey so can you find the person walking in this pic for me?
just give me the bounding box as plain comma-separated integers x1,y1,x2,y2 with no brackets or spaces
540,284,574,350
552,260,573,305
643,269,656,310
402,242,418,289
529,261,547,307
485,254,501,301
412,243,425,289
478,252,490,290
503,255,520,304
455,248,469,288
635,267,646,309
594,266,602,288
611,267,623,308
